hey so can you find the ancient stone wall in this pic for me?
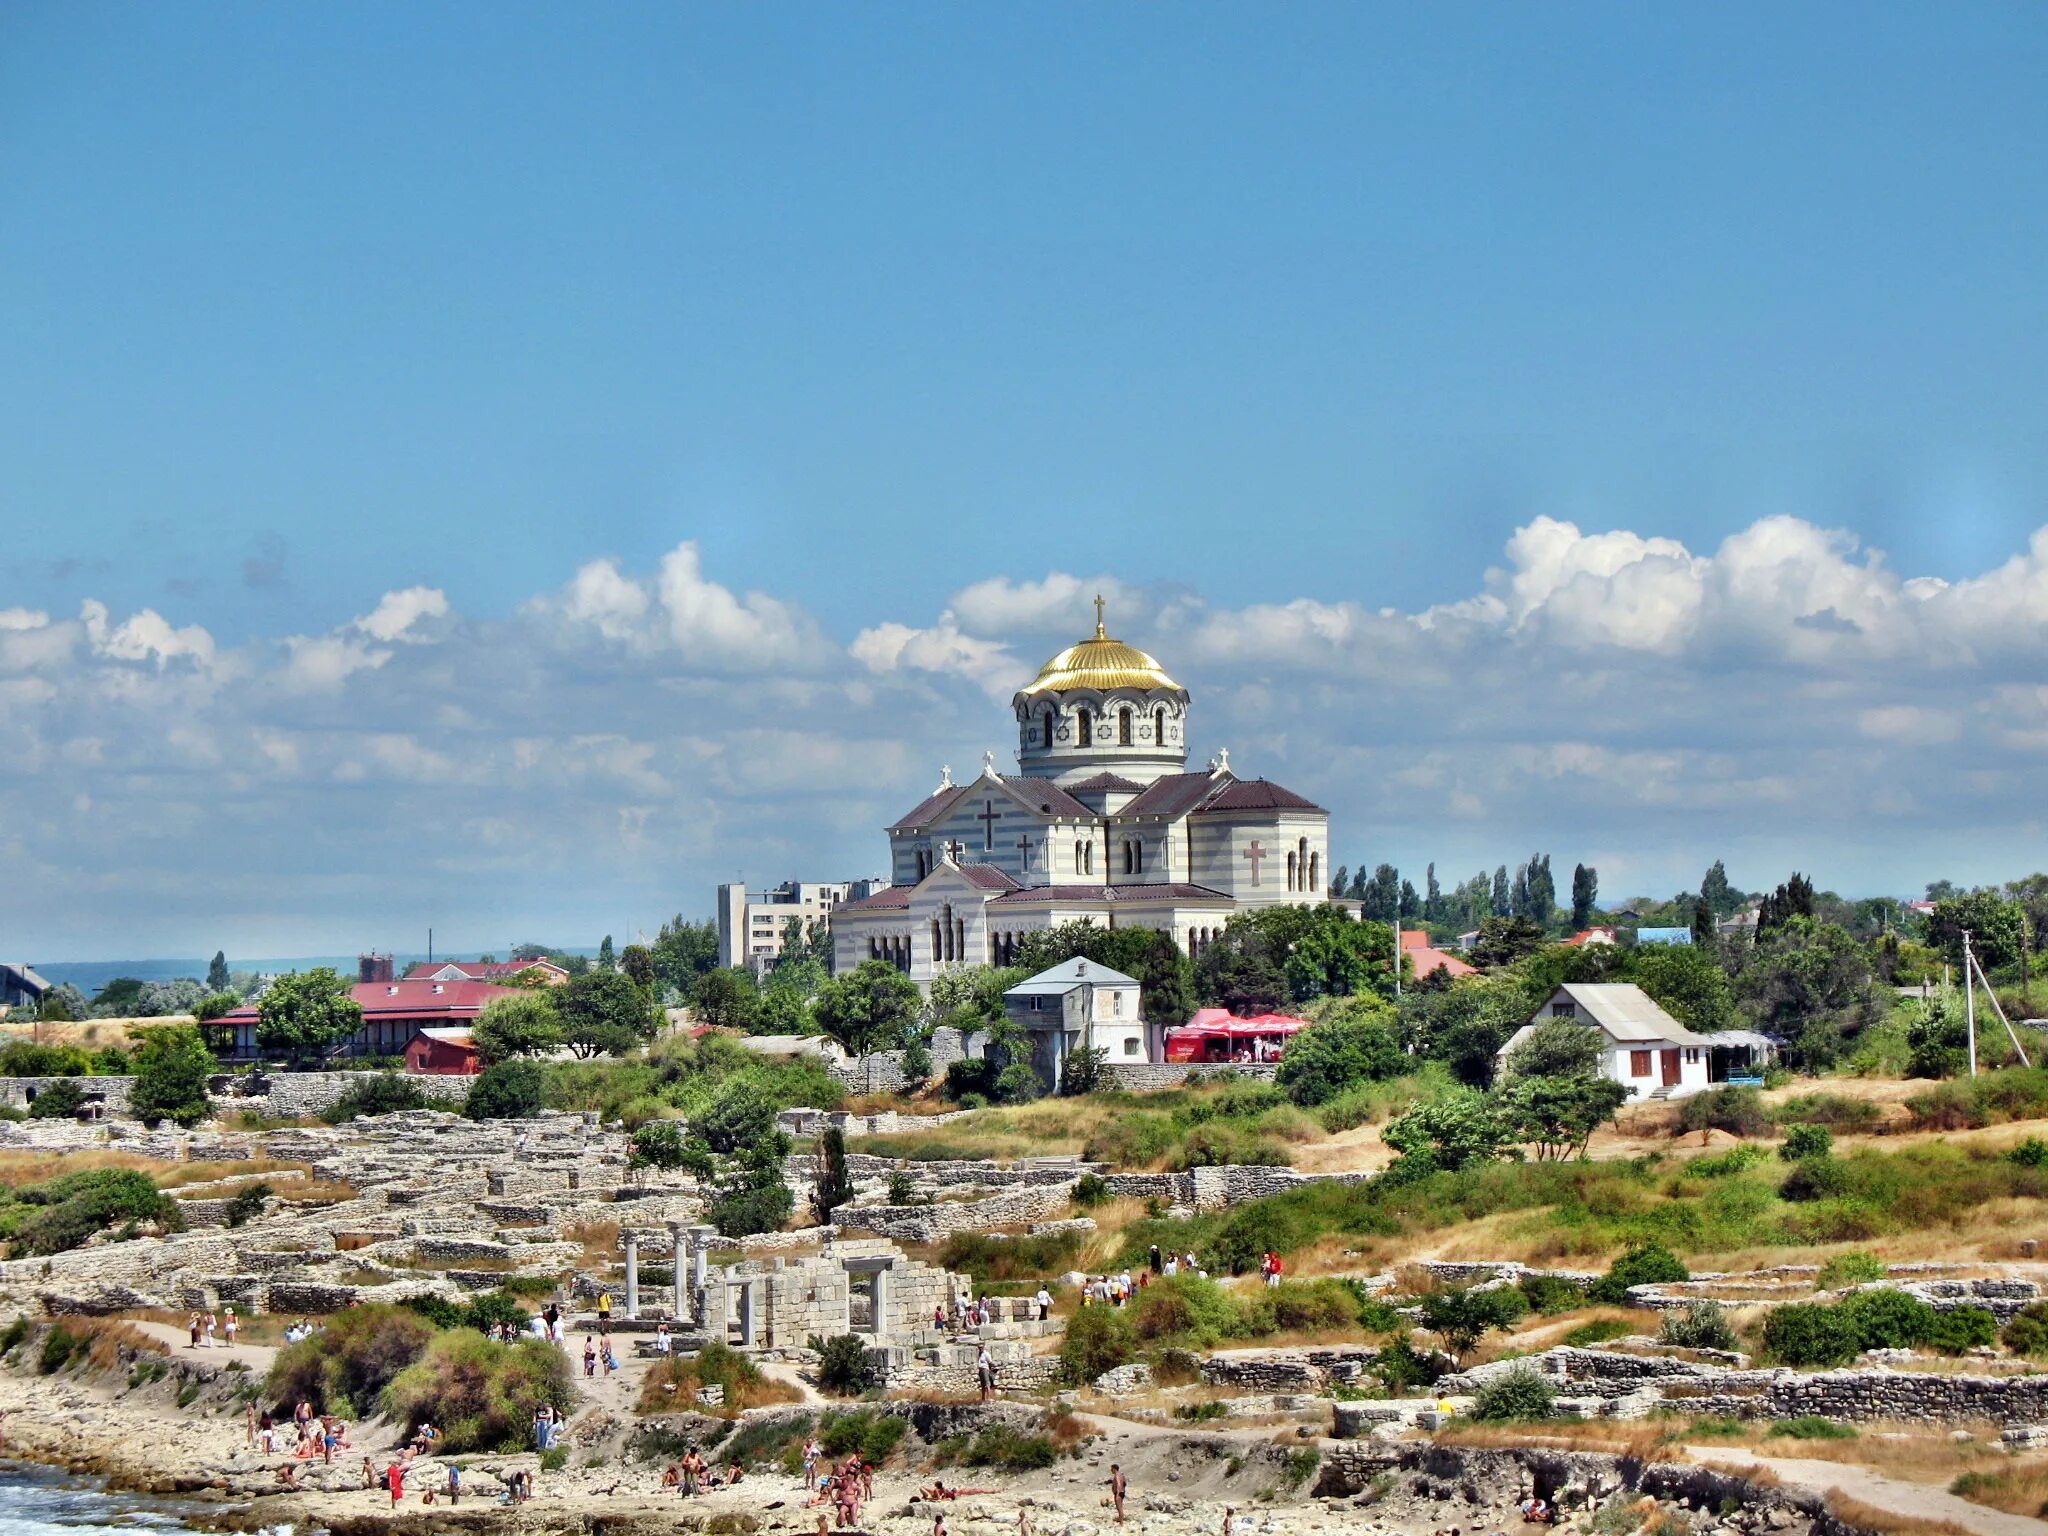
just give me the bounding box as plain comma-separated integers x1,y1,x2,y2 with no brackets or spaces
1100,1063,1279,1091
833,1183,1078,1242
0,1076,135,1112
254,1072,472,1117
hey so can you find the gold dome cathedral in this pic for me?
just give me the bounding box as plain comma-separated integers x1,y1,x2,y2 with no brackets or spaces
1016,597,1183,698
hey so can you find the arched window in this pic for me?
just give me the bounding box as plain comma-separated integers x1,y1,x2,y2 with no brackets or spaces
1123,841,1133,875
1077,708,1092,747
930,919,942,961
955,916,966,959
1043,707,1056,746
1287,851,1299,891
1310,853,1321,893
1133,840,1144,875
1119,708,1132,746
1154,707,1166,744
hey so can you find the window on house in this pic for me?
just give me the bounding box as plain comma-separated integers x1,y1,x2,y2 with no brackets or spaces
1552,1002,1576,1018
1077,709,1092,747
1044,707,1056,746
1123,1038,1140,1055
1119,708,1132,745
1630,1050,1652,1077
1154,707,1166,743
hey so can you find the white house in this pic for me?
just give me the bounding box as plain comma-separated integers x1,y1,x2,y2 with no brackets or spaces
1496,982,1713,1102
1001,957,1147,1090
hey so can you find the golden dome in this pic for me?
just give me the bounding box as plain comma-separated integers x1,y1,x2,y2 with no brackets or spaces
1017,600,1183,697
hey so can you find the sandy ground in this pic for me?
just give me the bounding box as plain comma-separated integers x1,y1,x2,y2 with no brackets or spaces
1686,1445,2045,1536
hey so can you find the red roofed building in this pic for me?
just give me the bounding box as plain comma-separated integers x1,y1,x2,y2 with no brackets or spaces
208,977,520,1062
405,958,570,986
1401,929,1476,981
406,1028,481,1075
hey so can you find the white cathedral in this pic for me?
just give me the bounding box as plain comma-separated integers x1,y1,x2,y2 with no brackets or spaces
832,601,1331,985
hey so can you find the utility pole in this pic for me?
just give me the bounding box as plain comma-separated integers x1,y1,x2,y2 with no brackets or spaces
1392,866,1401,1001
1963,930,1978,1078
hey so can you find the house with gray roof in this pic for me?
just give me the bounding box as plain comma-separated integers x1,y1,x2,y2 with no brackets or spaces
1495,982,1714,1102
1002,956,1146,1090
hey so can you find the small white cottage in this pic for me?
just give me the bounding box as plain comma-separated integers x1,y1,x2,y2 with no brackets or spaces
1002,957,1146,1090
1495,982,1713,1102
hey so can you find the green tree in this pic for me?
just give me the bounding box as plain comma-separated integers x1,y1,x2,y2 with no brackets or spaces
27,1080,85,1120
1358,864,1400,923
129,1024,215,1128
628,1118,689,1171
813,961,923,1090
1281,915,1397,1002
1755,873,1817,942
256,968,363,1064
1925,891,2028,975
1700,860,1737,919
1627,944,1738,1035
1382,1089,1516,1174
650,915,720,998
1469,916,1545,969
597,934,615,971
556,968,660,1058
692,967,763,1031
1419,1285,1528,1360
1490,865,1511,917
1498,1014,1627,1160
1734,917,1883,1069
472,992,566,1065
1275,999,1403,1106
1424,863,1444,923
681,1080,794,1237
1690,895,1716,946
1570,865,1597,929
1526,854,1555,928
205,951,230,993
812,1126,855,1222
464,1059,548,1119
194,991,240,1023
619,944,655,991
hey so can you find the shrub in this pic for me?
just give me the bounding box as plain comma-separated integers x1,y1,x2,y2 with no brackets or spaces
1058,1304,1136,1384
1659,1302,1738,1353
1264,1278,1367,1334
1058,1046,1108,1097
938,1229,1083,1283
464,1060,546,1119
1589,1244,1688,1304
382,1332,575,1452
1770,1416,1857,1440
1678,1087,1773,1139
1778,1155,1854,1203
1780,1124,1834,1162
538,1446,568,1471
267,1304,436,1416
10,1169,179,1257
707,1180,793,1239
1761,1303,1862,1367
319,1074,431,1123
223,1182,273,1229
2011,1135,2048,1168
1276,1010,1404,1106
1816,1252,1887,1290
960,1424,1057,1470
1418,1285,1527,1359
885,1170,916,1205
1563,1319,1635,1347
1925,1306,1998,1354
1835,1287,1938,1350
128,1024,214,1128
1471,1364,1556,1421
1517,1273,1587,1314
2001,1301,2048,1358
1130,1274,1246,1348
1775,1093,1884,1133
26,1081,85,1120
1368,1336,1441,1391
1683,1145,1767,1179
38,1325,85,1374
1071,1173,1111,1209
818,1408,906,1464
810,1333,870,1396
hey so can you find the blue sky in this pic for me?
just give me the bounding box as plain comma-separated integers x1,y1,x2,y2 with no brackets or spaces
3,4,2047,959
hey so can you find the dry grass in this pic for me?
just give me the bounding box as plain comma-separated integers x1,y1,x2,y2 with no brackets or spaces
74,1318,171,1368
563,1219,620,1271
0,1019,148,1052
1949,1462,2048,1518
1823,1489,1972,1536
1678,1421,2018,1484
635,1355,800,1417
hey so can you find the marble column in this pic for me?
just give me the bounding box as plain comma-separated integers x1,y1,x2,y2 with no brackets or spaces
624,1232,640,1320
669,1221,688,1321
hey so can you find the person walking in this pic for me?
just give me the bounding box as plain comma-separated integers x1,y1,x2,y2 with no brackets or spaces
976,1344,996,1403
1109,1464,1127,1524
386,1460,405,1508
224,1306,238,1349
187,1313,201,1349
203,1312,218,1348
1034,1286,1052,1322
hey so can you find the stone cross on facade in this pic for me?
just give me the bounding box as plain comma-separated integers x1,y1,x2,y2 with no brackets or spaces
978,799,1001,848
1016,832,1033,869
945,839,966,863
1242,840,1267,885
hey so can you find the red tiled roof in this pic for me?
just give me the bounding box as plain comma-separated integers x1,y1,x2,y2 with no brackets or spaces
835,886,912,914
1197,778,1325,814
887,784,969,831
1406,945,1475,979
219,977,520,1025
956,863,1022,891
1119,772,1228,819
1065,772,1146,793
1000,776,1095,819
986,882,1234,906
403,959,561,981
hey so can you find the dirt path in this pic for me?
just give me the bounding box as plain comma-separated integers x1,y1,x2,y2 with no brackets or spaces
132,1319,277,1373
1686,1445,2042,1536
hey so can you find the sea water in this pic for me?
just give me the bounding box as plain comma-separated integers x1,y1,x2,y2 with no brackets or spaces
0,1464,232,1536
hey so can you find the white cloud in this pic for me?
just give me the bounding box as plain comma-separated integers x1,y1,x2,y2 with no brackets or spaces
0,609,48,632
1857,705,1961,745
948,573,1141,635
559,558,651,642
80,600,216,669
281,633,391,692
655,542,815,665
850,620,1025,697
354,586,449,643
